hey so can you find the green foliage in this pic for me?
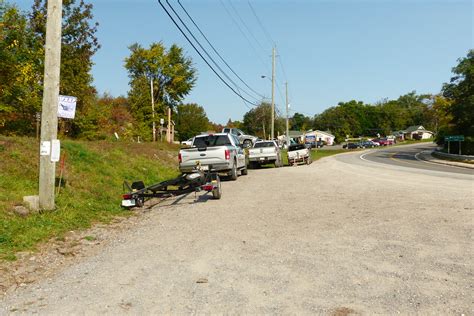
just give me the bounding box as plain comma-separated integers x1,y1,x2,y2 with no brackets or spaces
0,2,43,135
242,102,272,138
175,103,210,141
442,50,474,136
30,0,101,138
124,42,196,141
290,113,312,131
0,136,180,261
0,0,100,138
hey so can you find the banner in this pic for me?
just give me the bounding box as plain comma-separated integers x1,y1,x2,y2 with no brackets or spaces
58,95,77,119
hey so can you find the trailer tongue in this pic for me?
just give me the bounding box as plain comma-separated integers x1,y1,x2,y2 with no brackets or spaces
121,167,222,209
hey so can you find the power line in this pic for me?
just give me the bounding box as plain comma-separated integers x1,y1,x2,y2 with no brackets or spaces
157,0,257,108
227,0,268,54
165,0,259,104
247,1,274,47
219,0,271,75
177,0,265,100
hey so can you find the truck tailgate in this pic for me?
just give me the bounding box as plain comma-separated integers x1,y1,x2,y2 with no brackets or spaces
180,147,227,167
249,147,277,159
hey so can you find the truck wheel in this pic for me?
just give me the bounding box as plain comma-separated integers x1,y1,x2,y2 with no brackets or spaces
243,139,252,148
212,176,222,199
307,156,312,165
230,162,238,180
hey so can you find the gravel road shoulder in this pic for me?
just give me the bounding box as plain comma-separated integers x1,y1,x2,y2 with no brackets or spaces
1,151,473,314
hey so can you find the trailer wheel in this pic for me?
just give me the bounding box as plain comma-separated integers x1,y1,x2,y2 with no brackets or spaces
136,197,145,207
212,176,222,199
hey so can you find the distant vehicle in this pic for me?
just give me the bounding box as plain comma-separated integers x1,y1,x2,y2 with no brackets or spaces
222,127,258,148
360,141,378,148
373,138,394,146
343,142,361,149
287,143,312,165
248,140,282,168
180,138,194,146
179,133,247,180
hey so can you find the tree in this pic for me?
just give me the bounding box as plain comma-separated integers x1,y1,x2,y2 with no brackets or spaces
442,50,474,136
242,102,272,138
29,0,101,137
175,103,209,141
290,113,312,131
0,2,43,135
124,42,196,140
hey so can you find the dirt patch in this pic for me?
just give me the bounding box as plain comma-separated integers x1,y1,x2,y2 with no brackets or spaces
0,206,153,297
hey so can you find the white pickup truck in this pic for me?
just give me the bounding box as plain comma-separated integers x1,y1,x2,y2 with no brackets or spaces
287,143,312,165
248,140,282,168
179,133,247,180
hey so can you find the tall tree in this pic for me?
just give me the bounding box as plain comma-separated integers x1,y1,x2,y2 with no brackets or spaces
124,42,196,140
442,50,474,136
242,102,272,138
0,2,43,134
175,103,209,141
29,0,101,137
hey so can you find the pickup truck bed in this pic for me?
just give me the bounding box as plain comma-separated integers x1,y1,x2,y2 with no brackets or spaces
248,140,282,168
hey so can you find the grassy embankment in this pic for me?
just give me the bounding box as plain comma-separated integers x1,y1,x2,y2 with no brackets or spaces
0,136,180,261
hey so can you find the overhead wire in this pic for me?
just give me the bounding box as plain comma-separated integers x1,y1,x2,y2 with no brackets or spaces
177,0,266,100
247,1,275,47
219,0,271,76
157,0,258,108
165,0,259,104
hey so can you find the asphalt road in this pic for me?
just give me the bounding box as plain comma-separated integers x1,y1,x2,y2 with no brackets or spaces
336,143,473,177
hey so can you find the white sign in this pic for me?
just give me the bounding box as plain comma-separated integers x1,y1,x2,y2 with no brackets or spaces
58,95,77,119
40,141,51,156
160,118,165,125
51,139,60,162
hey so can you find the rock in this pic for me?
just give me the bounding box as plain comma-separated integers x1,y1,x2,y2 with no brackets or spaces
196,278,208,284
13,206,30,217
23,195,40,213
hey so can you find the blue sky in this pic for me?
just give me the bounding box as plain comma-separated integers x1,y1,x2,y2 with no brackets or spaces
15,0,473,124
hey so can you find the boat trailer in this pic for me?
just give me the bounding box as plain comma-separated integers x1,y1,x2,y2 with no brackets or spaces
121,166,222,209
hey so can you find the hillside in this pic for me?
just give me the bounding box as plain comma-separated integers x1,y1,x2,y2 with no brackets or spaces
0,136,180,261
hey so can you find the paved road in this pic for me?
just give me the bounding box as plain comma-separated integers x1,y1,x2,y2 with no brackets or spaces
1,147,472,314
336,143,473,177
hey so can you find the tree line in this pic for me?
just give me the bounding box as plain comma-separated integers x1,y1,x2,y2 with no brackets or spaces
1,1,472,144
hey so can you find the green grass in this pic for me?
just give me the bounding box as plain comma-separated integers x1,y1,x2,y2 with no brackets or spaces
0,136,180,261
310,149,347,160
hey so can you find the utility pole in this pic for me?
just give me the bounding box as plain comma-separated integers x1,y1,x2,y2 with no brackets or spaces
271,46,276,140
39,0,62,211
285,82,289,147
150,78,156,142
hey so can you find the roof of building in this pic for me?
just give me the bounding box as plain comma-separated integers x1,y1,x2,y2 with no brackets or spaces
405,125,425,133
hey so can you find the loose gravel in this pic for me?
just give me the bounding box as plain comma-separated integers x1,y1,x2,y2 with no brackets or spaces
1,151,473,314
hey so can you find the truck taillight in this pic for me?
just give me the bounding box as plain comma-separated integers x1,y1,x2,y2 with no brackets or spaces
225,149,230,160
178,153,182,163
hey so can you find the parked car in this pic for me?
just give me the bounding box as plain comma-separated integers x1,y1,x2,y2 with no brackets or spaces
373,138,394,146
287,143,312,165
248,140,282,168
360,141,378,148
343,142,361,149
179,133,247,180
222,127,258,148
180,137,194,146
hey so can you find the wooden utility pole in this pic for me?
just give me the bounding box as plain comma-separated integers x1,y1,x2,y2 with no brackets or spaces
39,0,62,211
285,82,289,147
271,47,275,140
150,78,156,142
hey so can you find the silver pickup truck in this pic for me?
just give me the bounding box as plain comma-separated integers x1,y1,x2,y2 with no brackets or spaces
248,140,282,168
179,133,247,180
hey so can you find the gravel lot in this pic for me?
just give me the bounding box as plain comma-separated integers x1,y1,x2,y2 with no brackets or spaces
1,150,473,314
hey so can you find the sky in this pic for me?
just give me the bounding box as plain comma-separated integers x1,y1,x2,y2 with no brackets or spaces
15,0,474,124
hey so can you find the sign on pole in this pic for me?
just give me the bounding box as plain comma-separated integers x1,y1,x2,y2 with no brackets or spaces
444,135,464,142
57,95,77,119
